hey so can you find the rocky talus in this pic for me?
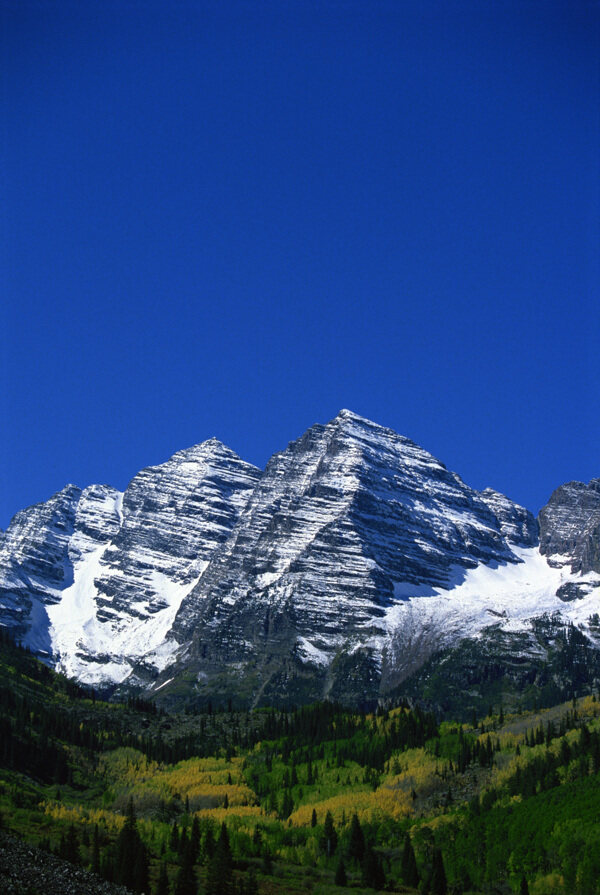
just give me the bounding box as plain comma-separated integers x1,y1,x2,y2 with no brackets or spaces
0,832,130,895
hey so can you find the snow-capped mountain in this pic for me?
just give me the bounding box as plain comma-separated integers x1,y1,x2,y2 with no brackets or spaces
0,411,598,709
0,441,260,684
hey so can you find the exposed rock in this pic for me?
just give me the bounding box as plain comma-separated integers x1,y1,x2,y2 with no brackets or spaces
0,441,259,685
157,411,540,706
0,831,130,895
1,411,598,709
538,479,600,573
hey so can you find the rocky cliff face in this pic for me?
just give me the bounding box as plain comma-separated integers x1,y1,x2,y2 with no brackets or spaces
154,411,541,706
92,439,261,625
538,479,600,574
0,483,120,653
0,441,259,683
1,411,598,708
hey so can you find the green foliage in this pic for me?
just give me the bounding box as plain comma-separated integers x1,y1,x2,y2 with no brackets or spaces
2,633,600,895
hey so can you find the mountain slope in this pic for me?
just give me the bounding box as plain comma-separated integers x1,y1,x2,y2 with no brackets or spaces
147,411,550,706
0,440,260,685
1,410,598,709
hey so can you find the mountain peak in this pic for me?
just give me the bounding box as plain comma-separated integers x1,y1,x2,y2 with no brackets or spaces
165,438,257,470
334,408,373,423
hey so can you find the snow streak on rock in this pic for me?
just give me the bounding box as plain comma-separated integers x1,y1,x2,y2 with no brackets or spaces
165,411,542,697
1,411,598,704
0,442,259,684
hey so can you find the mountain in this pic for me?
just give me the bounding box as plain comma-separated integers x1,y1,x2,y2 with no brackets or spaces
0,440,260,685
0,410,598,710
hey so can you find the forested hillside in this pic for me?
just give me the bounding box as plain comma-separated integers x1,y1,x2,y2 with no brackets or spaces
1,630,599,895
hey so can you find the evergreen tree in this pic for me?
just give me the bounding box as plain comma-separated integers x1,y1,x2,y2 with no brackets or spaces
179,828,189,859
156,861,169,895
347,813,365,864
321,810,338,857
334,856,347,886
61,824,79,864
252,826,262,854
361,843,385,890
190,815,201,862
400,833,419,887
519,875,529,895
430,848,447,895
174,839,197,895
114,798,148,893
115,799,137,889
91,824,100,875
206,822,233,895
245,866,259,895
134,841,150,895
280,788,294,819
262,848,273,875
310,808,317,828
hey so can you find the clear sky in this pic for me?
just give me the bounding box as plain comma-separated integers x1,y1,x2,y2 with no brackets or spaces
2,0,599,527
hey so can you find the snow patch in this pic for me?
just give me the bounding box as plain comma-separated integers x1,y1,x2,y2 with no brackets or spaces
384,547,600,652
296,637,330,667
47,551,206,685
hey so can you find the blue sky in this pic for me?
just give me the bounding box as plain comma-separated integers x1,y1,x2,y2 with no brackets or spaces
2,0,598,527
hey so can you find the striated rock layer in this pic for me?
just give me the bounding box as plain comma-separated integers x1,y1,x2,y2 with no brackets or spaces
1,410,598,707
538,479,600,574
0,441,259,684
153,411,545,705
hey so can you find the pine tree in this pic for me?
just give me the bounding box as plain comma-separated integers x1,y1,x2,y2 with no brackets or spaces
310,808,317,827
203,826,215,861
179,828,189,860
252,826,262,853
206,822,233,895
156,861,169,895
520,875,529,895
114,797,148,893
347,813,365,864
321,810,337,857
190,815,201,862
134,841,150,895
400,833,419,887
91,824,100,875
431,848,447,895
245,865,259,895
335,856,347,886
361,844,385,890
281,789,294,819
64,824,79,864
174,838,197,895
115,799,137,889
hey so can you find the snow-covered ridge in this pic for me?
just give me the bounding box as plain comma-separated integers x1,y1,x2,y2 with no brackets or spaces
0,411,598,702
0,440,260,684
